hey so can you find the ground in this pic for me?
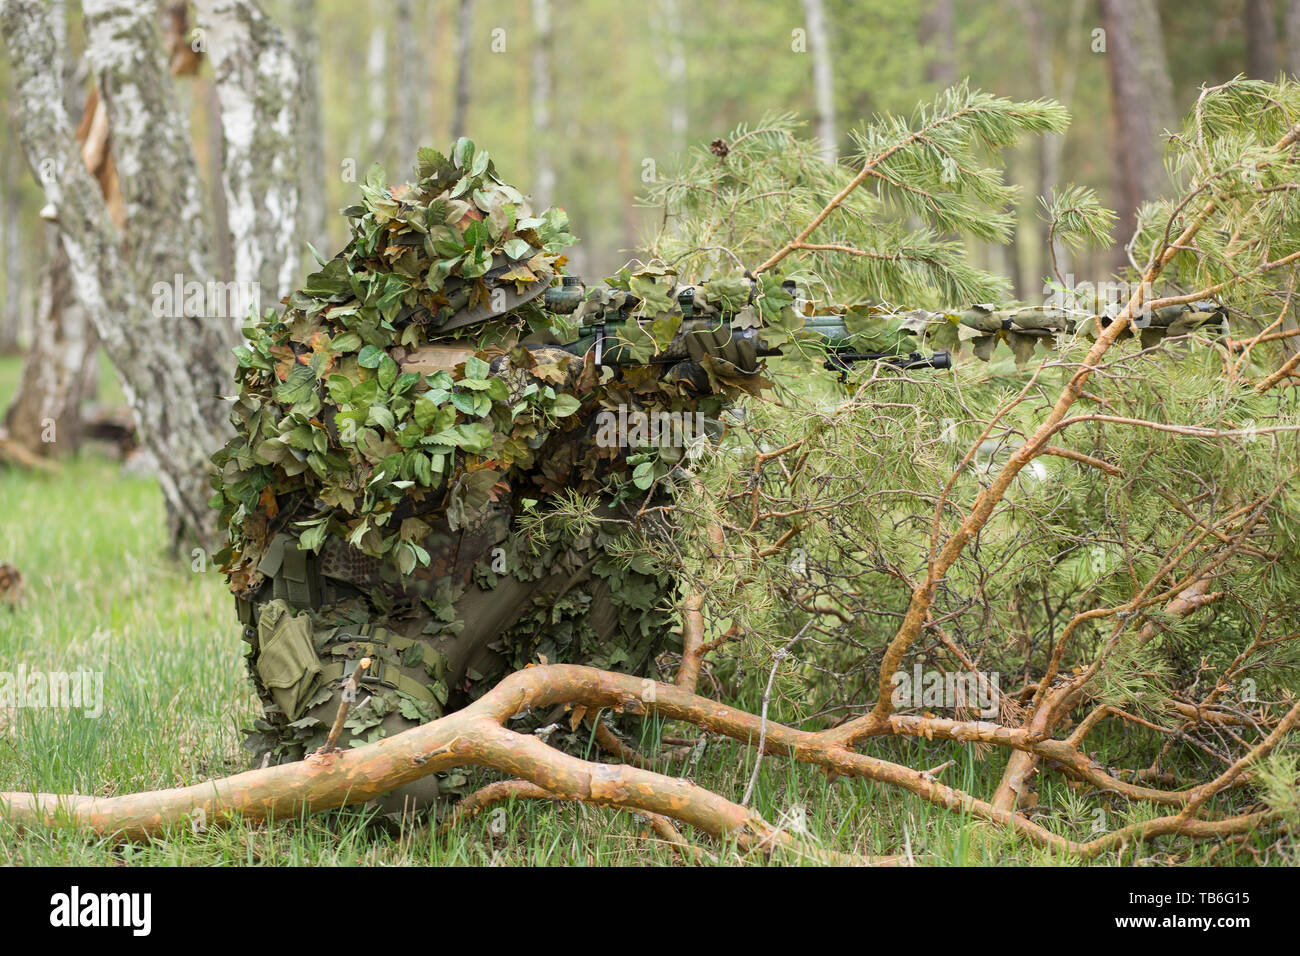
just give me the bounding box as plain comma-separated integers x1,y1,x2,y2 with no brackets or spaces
0,354,1282,865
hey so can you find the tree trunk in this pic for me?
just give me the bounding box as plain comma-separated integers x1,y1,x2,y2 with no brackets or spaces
531,0,555,207
366,14,388,164
0,132,24,353
3,233,98,455
1097,0,1174,266
394,0,423,168
452,0,474,140
1286,0,1300,77
3,0,233,549
1017,0,1085,286
920,0,957,87
800,0,836,163
202,79,235,284
1245,0,1278,79
290,0,327,254
196,0,303,310
653,0,688,155
2,0,97,454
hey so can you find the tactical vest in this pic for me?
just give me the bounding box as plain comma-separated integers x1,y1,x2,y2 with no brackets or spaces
235,493,672,788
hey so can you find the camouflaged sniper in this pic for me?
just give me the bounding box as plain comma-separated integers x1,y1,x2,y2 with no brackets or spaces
210,140,1229,809
209,141,769,807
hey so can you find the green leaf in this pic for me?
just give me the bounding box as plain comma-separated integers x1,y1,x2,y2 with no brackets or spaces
455,422,494,453
254,438,289,464
413,396,440,429
550,393,582,418
275,364,317,405
452,390,492,418
502,238,532,260
330,331,362,353
453,137,475,168
298,520,329,552
484,377,509,402
326,375,354,404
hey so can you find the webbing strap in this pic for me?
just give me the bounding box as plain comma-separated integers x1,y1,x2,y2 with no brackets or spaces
318,627,436,705
259,533,321,610
319,660,438,706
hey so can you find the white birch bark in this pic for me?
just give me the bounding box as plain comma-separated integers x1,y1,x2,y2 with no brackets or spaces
195,0,303,308
290,0,327,253
531,0,555,207
366,15,389,163
3,0,233,546
3,236,98,455
394,0,423,168
801,0,836,164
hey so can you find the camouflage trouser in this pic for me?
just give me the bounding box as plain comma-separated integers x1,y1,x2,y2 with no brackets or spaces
237,500,675,813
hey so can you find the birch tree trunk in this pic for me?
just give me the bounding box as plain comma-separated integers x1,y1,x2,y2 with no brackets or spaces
2,0,97,456
394,0,422,167
201,79,235,283
531,0,555,207
196,0,303,310
366,15,389,164
3,236,97,455
290,0,327,254
2,0,232,548
452,0,474,140
801,0,836,164
652,0,687,156
0,133,23,353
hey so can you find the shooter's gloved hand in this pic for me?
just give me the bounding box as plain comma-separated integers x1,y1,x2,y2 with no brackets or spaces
683,323,760,373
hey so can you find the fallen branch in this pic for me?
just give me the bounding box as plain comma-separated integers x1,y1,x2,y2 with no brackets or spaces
2,662,1280,860
438,777,712,863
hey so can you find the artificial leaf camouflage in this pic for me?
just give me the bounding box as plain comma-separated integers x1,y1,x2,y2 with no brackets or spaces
210,143,762,806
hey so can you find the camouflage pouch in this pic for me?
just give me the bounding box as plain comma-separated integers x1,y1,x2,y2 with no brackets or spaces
255,599,325,722
683,322,760,372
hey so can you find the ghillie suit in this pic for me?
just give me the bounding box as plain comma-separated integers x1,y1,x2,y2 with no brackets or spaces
209,141,764,809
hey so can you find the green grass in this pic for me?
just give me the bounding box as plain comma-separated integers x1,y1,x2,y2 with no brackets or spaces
0,444,1284,865
0,349,125,416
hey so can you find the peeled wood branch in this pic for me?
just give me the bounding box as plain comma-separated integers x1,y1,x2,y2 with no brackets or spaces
439,777,710,862
3,661,1283,859
1040,444,1120,476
